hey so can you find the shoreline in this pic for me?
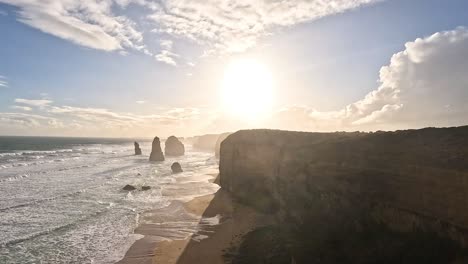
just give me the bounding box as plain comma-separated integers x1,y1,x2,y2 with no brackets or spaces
117,180,274,264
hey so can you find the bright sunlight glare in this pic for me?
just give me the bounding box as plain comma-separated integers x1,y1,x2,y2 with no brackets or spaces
221,59,274,119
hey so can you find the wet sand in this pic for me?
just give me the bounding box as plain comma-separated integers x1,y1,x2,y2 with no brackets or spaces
117,187,274,264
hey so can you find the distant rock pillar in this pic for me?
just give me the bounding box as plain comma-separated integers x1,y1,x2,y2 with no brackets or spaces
149,137,165,161
165,136,185,156
134,142,142,155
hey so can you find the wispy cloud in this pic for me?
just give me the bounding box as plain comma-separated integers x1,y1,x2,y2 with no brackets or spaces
15,98,53,107
0,0,144,52
136,100,145,104
0,75,7,88
0,0,380,61
155,39,179,65
148,0,380,54
11,105,33,111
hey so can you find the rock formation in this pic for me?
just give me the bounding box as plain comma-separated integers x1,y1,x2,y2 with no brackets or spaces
149,136,165,161
165,136,185,156
192,134,220,152
171,162,183,173
134,141,142,155
219,127,468,262
141,186,151,191
122,184,136,191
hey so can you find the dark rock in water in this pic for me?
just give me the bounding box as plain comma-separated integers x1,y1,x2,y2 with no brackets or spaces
165,136,185,156
134,141,142,155
122,184,136,191
149,136,165,161
141,186,151,191
171,162,183,173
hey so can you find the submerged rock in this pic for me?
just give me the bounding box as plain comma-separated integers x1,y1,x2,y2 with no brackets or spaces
134,141,142,155
149,136,165,161
165,136,185,156
171,162,183,173
141,186,151,191
122,184,136,191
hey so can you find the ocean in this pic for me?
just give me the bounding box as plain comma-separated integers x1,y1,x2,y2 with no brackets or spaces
0,136,219,264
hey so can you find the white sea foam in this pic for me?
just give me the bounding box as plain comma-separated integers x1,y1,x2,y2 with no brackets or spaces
0,144,219,264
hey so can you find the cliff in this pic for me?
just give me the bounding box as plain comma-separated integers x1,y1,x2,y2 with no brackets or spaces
219,126,468,262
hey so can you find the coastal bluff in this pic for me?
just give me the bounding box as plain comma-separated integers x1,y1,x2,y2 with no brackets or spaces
219,126,468,262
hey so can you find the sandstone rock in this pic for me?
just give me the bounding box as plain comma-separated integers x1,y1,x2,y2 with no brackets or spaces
122,184,136,191
134,141,142,155
149,136,165,161
165,136,185,156
171,162,183,173
141,186,151,191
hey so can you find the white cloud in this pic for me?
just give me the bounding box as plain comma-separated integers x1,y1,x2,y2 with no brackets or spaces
0,75,7,88
3,102,212,136
148,0,379,54
269,27,468,131
15,98,53,107
155,50,178,66
0,0,144,52
160,39,173,50
11,105,33,111
0,0,381,60
0,112,62,128
136,100,145,104
3,27,468,136
154,38,179,65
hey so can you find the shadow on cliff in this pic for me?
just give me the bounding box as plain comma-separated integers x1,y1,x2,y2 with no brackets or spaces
175,188,468,264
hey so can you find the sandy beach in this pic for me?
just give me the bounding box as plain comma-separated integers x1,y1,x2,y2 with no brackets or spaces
117,181,275,264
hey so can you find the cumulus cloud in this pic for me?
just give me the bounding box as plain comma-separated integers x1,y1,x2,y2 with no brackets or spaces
2,27,468,136
148,0,379,53
270,27,468,131
0,0,144,51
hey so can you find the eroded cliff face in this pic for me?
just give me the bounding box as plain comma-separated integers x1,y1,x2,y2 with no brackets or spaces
219,127,468,255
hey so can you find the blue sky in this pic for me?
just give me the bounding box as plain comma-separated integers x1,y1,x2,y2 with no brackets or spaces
0,0,468,137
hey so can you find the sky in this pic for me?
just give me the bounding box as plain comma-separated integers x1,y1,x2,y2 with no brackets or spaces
0,0,467,137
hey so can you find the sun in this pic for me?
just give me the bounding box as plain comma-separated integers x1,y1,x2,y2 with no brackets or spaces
221,59,274,119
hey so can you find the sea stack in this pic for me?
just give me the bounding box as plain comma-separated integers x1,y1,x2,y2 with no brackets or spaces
171,162,183,173
165,136,185,156
149,137,165,161
134,142,142,155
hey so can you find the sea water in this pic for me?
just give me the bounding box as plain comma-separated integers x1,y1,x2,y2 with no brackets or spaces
0,136,219,264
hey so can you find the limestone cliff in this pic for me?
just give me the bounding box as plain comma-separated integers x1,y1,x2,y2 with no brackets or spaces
219,126,468,260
